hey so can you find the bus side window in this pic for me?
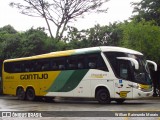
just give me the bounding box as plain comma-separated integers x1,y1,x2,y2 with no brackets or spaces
67,56,77,70
4,62,14,73
59,65,65,70
77,55,85,69
24,62,34,72
87,53,108,71
120,64,128,79
88,62,96,69
14,63,22,73
35,62,41,71
57,58,66,70
118,60,131,80
41,61,51,71
78,62,84,69
52,62,58,70
87,54,98,69
51,58,66,71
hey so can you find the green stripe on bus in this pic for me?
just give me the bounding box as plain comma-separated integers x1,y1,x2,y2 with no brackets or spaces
46,69,89,92
58,69,89,92
46,70,74,92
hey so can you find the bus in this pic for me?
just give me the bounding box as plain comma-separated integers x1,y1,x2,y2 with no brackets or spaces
2,46,157,104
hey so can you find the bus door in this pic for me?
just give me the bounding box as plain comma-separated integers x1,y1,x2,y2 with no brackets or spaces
114,60,133,99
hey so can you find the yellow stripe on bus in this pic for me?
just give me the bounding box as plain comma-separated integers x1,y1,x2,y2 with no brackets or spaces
3,71,61,96
4,50,75,62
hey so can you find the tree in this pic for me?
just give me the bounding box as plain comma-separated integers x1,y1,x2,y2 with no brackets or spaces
0,25,17,35
20,28,49,56
0,34,22,59
10,0,109,40
119,20,160,63
64,23,123,49
132,0,160,26
0,25,20,59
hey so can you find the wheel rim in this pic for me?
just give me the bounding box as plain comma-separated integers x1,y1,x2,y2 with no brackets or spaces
28,90,33,98
27,89,35,100
96,89,110,104
100,92,108,100
17,88,25,100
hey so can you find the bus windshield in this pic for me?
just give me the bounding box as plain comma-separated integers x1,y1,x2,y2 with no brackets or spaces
128,54,152,85
104,52,152,85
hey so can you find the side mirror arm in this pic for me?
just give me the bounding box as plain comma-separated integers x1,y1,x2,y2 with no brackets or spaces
117,57,139,70
146,60,157,71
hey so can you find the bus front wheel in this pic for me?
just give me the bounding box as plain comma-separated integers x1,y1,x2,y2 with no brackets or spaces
17,88,25,100
26,88,35,101
96,88,111,104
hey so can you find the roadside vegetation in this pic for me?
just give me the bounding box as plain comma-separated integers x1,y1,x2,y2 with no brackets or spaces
0,0,160,64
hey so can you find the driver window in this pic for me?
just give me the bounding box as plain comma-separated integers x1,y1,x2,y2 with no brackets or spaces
118,60,131,80
119,64,128,79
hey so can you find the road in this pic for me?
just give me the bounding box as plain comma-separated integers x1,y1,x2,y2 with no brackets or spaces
0,95,160,120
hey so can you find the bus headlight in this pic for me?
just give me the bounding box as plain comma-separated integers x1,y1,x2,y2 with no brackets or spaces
129,83,152,92
138,84,152,91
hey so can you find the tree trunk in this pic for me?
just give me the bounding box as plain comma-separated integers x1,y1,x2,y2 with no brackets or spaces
44,16,54,40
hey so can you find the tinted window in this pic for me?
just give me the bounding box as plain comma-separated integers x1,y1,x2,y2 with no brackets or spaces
4,53,108,73
77,55,86,69
67,56,77,70
4,62,14,73
87,53,108,71
104,52,133,80
118,60,131,80
51,58,66,70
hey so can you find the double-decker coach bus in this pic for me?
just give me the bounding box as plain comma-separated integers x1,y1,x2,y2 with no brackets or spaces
2,46,157,104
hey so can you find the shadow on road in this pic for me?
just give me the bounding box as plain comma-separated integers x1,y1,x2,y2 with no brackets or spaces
0,95,159,106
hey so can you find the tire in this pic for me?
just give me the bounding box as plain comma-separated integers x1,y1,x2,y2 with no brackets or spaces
115,99,125,104
96,88,111,104
26,88,35,101
17,88,26,100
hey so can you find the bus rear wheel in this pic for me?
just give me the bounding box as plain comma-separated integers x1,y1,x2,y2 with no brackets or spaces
96,88,111,104
17,88,25,100
26,88,35,101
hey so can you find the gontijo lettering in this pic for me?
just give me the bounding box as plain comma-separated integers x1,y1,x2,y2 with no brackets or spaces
20,73,48,80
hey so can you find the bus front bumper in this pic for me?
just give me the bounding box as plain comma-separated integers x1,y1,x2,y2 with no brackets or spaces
133,89,153,98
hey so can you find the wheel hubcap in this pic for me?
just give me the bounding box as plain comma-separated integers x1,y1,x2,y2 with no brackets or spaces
100,92,107,100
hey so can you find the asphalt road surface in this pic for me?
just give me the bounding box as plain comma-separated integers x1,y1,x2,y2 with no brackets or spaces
0,95,160,120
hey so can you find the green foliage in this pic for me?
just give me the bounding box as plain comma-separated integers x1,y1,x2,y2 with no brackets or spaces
20,28,48,56
132,0,160,26
65,23,123,49
0,26,60,59
0,34,22,59
0,25,17,34
0,21,160,64
119,20,160,63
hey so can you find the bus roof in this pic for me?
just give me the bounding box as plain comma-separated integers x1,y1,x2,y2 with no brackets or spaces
4,46,143,62
100,46,143,55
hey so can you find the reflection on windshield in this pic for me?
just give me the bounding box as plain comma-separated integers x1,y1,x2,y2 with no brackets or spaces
104,52,152,85
128,54,152,84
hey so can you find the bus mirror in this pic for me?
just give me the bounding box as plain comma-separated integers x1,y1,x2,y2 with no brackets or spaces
146,60,157,71
117,57,139,70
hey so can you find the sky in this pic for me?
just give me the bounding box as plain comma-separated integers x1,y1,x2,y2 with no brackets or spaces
0,0,141,34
